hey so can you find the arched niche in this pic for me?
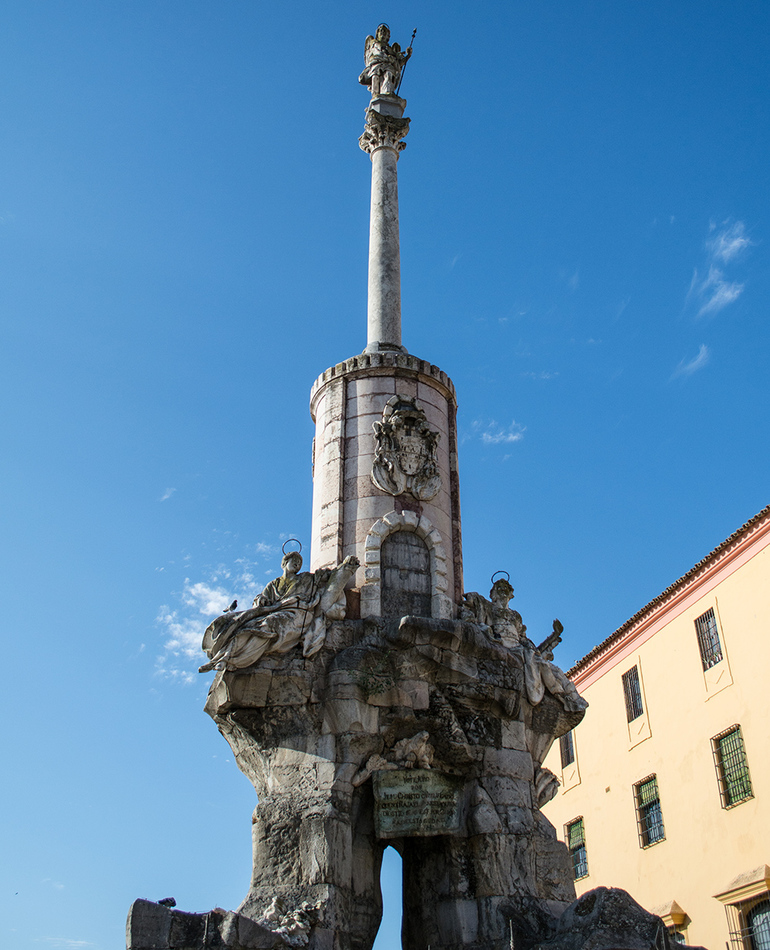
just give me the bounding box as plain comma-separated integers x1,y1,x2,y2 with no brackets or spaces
360,510,453,620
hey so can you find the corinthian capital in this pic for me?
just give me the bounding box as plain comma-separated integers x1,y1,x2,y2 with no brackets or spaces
359,110,410,154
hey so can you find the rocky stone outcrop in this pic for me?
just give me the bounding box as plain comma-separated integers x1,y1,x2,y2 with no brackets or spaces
195,612,585,950
532,887,708,950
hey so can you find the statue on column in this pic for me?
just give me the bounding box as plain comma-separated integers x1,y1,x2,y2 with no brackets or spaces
359,23,412,97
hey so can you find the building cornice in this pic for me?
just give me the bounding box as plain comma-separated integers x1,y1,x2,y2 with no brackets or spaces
568,504,770,684
310,351,457,420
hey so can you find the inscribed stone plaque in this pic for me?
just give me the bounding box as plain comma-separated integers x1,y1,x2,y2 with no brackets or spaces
373,769,462,838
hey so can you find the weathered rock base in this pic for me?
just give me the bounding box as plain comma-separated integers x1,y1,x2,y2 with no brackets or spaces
195,615,584,950
126,900,285,950
533,887,708,950
127,887,703,950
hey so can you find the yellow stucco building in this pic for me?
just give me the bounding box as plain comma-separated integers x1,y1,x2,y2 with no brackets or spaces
543,505,770,950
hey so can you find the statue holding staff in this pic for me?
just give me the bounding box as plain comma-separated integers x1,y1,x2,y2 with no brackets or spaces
359,23,413,97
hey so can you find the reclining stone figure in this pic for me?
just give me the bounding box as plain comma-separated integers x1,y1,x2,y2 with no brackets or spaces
199,551,359,672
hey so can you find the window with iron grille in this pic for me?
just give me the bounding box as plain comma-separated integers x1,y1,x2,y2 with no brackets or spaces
695,607,723,670
634,775,665,847
724,896,770,950
560,730,575,768
565,817,588,880
747,898,770,950
622,666,644,722
712,725,753,808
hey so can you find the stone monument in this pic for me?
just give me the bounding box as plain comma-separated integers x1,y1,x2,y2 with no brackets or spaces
127,27,689,950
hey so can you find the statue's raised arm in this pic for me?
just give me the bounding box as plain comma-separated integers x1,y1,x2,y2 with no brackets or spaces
359,23,412,97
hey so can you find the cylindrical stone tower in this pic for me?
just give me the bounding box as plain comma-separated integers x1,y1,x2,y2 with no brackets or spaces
309,54,463,620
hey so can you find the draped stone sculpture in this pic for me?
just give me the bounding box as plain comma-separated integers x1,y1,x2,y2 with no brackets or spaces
359,23,412,98
199,552,359,672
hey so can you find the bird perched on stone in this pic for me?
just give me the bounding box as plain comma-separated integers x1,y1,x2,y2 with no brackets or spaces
224,599,237,612
158,898,176,908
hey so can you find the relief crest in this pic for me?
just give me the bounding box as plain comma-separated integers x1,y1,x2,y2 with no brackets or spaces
371,395,441,500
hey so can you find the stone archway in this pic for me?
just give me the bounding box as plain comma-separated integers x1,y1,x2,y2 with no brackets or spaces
360,510,453,619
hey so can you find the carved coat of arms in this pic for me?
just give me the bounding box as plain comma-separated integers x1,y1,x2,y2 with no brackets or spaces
371,395,441,500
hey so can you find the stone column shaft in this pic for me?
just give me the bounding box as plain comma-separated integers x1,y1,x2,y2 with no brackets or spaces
359,100,409,354
367,145,402,351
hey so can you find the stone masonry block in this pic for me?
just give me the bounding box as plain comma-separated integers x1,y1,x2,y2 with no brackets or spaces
436,899,479,945
434,574,449,593
343,496,389,527
426,528,443,548
501,720,527,750
360,585,379,618
349,377,397,397
322,699,379,735
126,899,172,950
343,474,381,500
432,593,455,620
480,775,533,809
344,453,375,481
433,558,448,576
400,678,430,709
416,381,450,411
484,748,534,781
168,909,206,947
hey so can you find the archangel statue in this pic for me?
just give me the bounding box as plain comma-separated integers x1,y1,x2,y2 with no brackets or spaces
359,23,412,97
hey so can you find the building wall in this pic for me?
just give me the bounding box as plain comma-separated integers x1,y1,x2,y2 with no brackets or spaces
542,510,770,949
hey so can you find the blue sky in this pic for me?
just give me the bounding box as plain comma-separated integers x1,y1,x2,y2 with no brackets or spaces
2,3,769,949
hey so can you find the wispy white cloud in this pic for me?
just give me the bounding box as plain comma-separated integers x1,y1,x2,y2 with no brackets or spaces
155,548,274,683
160,487,176,502
695,266,744,317
469,419,526,445
688,220,751,318
522,371,559,381
39,940,95,949
707,219,752,263
671,344,710,380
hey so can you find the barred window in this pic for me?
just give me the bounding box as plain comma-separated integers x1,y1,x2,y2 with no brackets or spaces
565,817,588,880
724,896,770,950
695,607,723,670
622,666,644,722
667,928,686,945
748,899,770,950
560,730,575,768
634,775,665,847
713,725,753,808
